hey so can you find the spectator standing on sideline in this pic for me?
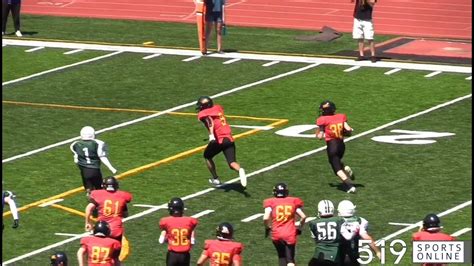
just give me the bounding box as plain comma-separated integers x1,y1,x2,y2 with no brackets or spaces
205,0,226,53
2,190,19,230
263,183,307,266
70,126,118,197
158,197,199,266
351,0,377,62
2,0,22,36
196,96,247,188
316,100,356,193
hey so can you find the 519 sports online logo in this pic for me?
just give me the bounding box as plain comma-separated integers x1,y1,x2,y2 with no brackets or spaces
358,240,471,264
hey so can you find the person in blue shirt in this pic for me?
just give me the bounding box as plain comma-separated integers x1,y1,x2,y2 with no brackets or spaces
2,0,22,36
205,0,226,53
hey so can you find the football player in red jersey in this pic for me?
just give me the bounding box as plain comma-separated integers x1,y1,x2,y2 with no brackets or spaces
412,214,456,266
77,221,121,266
196,96,247,188
84,176,132,261
316,100,356,193
158,197,199,266
263,183,307,266
197,222,244,266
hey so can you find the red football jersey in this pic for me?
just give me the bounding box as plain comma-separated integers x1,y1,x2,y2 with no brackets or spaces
159,216,199,252
90,190,133,239
412,231,455,241
203,239,244,266
263,196,304,244
197,105,234,144
316,113,348,142
412,231,456,266
80,236,121,266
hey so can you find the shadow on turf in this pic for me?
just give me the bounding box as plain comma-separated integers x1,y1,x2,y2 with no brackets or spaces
217,183,251,197
329,183,365,192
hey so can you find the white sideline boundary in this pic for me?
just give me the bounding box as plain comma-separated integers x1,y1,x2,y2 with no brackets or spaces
2,39,472,74
3,93,471,265
2,63,320,163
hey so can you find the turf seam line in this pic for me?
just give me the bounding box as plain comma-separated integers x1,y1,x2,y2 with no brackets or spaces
3,93,470,265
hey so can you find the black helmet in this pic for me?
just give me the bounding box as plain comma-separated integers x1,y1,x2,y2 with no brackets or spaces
93,221,111,237
50,251,68,265
423,213,441,230
216,222,234,240
168,197,184,216
103,176,119,191
319,100,336,116
273,183,289,198
196,96,214,111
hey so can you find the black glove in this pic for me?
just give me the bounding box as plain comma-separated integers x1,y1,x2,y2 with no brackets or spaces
12,219,19,229
296,229,302,235
265,227,271,238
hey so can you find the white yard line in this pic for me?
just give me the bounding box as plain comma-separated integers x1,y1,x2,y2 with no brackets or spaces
344,65,361,72
241,213,264,222
191,210,215,218
425,71,442,78
182,55,201,62
25,46,45,52
388,222,417,226
38,199,64,207
230,125,274,130
2,51,123,86
223,58,241,64
142,53,161,60
451,228,471,237
2,63,319,163
63,49,83,55
262,61,280,67
3,93,471,265
2,39,471,74
384,68,402,75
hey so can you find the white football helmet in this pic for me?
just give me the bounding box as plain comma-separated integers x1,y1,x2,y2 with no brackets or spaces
338,200,356,217
80,126,95,140
317,200,335,217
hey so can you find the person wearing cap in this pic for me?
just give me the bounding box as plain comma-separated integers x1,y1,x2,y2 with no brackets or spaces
70,126,118,196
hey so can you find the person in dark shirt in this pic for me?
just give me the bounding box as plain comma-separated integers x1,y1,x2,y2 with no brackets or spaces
2,0,22,36
351,0,377,62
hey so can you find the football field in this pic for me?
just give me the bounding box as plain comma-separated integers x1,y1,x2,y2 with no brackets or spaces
2,16,472,265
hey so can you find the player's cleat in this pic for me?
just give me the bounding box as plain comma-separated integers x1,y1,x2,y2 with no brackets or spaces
15,31,22,37
344,166,354,180
239,168,247,188
347,186,356,193
208,178,221,186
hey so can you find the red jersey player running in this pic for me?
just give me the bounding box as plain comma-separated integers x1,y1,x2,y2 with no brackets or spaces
77,221,122,266
196,96,247,188
197,222,244,266
263,183,307,266
316,100,356,193
85,176,132,262
412,213,456,266
158,197,199,266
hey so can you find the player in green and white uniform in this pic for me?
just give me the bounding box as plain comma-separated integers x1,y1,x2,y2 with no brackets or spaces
308,200,346,266
70,126,117,196
337,200,380,266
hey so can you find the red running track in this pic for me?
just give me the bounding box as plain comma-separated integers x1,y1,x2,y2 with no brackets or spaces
22,0,472,40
